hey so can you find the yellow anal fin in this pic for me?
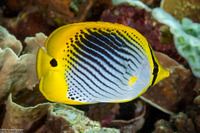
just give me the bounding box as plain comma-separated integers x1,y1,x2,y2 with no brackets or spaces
128,77,137,87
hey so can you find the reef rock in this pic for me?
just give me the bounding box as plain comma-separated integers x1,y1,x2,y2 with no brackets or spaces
36,0,93,26
88,100,146,133
153,94,200,133
194,79,200,96
2,95,120,133
161,0,200,23
0,6,53,44
140,0,161,8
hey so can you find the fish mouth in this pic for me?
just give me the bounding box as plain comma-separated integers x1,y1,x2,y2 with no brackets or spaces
36,47,53,80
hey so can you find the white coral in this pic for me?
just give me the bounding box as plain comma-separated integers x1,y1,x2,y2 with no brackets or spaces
0,26,47,100
152,8,200,78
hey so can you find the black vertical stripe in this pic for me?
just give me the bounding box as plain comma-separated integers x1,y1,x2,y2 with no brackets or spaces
147,43,158,89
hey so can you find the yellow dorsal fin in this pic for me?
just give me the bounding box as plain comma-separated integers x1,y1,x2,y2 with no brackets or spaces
128,77,137,87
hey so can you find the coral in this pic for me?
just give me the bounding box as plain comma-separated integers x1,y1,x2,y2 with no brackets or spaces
141,51,196,114
0,25,22,101
161,0,200,23
88,100,146,133
70,0,87,13
153,95,200,133
140,0,161,8
47,103,119,132
101,3,184,63
152,8,200,78
193,79,200,96
1,0,31,17
1,0,94,26
88,103,120,126
0,26,22,55
111,100,146,133
0,26,46,103
181,18,200,39
87,0,112,21
0,6,54,44
112,0,151,11
39,0,93,25
2,94,51,130
2,94,120,132
153,119,174,133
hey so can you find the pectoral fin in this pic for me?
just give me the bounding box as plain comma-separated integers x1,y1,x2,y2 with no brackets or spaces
128,77,137,87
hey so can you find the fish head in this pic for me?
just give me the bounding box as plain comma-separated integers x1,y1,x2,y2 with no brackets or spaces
36,47,69,103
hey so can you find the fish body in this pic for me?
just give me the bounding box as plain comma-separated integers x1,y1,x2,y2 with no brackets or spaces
36,22,169,105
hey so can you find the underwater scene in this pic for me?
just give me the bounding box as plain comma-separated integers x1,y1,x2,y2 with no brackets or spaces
0,0,200,132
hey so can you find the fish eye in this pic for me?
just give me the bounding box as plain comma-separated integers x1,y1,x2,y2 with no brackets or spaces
153,65,158,75
50,59,57,67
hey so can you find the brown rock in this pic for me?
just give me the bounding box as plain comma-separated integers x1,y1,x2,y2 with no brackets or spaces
174,112,195,133
193,79,200,96
1,6,54,45
161,0,200,23
43,0,93,25
154,112,197,133
88,100,146,133
140,0,161,8
154,119,174,133
88,103,120,126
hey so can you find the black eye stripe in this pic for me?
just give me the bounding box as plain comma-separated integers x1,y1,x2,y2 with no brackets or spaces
50,59,57,67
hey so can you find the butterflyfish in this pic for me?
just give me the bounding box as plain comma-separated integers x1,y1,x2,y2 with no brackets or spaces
36,22,169,105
